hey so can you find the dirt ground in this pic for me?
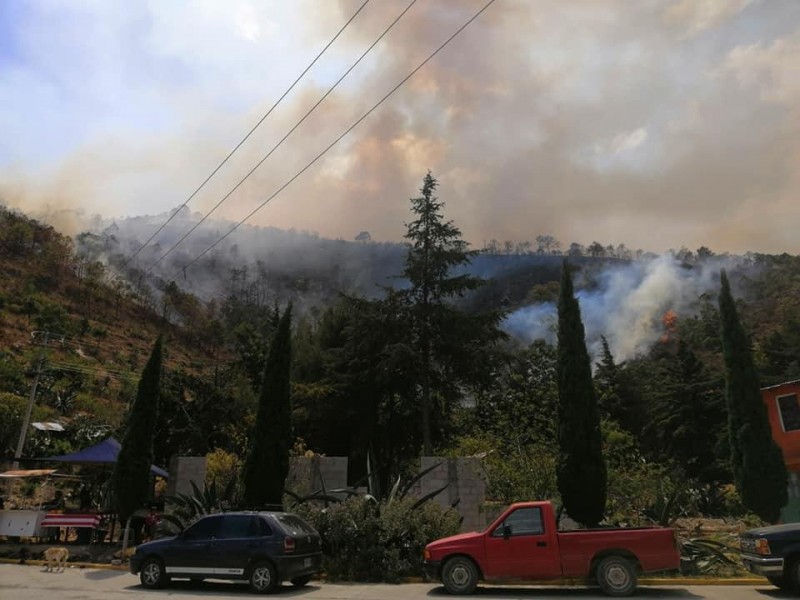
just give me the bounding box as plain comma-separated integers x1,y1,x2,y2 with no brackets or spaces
0,540,127,565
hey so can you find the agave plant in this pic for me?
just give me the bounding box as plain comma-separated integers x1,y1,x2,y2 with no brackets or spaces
158,479,235,535
679,538,739,575
286,460,453,512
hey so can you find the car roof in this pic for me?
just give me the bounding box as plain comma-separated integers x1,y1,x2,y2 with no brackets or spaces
198,511,294,518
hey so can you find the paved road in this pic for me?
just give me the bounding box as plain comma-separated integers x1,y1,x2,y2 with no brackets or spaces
0,564,786,600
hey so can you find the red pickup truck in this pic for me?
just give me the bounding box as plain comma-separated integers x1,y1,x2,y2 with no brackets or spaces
423,501,680,596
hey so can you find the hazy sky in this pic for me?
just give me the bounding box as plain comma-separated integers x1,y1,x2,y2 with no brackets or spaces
1,0,798,254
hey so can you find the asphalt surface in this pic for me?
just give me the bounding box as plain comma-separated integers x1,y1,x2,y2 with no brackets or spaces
0,564,788,600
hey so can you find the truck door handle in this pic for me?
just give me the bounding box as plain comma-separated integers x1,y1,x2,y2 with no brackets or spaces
537,541,548,547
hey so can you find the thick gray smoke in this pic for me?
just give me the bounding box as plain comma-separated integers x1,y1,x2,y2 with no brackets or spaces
502,254,733,363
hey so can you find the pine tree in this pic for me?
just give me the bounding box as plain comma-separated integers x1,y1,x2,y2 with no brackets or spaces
594,337,624,424
400,171,500,453
556,262,607,527
113,335,163,523
243,304,293,508
719,270,787,522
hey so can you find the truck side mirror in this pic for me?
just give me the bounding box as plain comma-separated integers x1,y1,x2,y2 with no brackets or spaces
503,524,512,538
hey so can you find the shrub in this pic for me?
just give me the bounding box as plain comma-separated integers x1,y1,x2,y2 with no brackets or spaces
296,496,461,582
205,448,242,502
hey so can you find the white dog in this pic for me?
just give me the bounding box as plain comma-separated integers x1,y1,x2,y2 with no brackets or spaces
43,547,69,572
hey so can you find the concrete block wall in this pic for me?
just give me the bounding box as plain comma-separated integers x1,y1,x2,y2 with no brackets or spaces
413,457,487,532
286,456,348,499
166,454,486,531
166,456,207,497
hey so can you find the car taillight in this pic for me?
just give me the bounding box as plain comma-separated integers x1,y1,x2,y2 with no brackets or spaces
755,538,771,556
283,536,296,553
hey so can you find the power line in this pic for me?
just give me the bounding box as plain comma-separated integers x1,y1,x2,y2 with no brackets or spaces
146,0,420,274
121,0,371,269
178,0,498,275
47,361,139,381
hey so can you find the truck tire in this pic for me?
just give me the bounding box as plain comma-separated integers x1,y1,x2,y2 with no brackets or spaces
596,556,637,597
767,575,791,591
442,556,479,595
788,558,800,592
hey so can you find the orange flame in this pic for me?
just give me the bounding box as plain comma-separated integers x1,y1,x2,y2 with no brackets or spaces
660,309,678,343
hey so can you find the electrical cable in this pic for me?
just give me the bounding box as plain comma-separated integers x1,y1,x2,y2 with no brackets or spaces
121,0,371,268
177,0,497,275
146,0,419,273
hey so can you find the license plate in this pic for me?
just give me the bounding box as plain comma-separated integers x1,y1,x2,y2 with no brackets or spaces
304,558,312,567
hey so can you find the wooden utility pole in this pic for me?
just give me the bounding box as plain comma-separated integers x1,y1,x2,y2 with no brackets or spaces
12,331,51,470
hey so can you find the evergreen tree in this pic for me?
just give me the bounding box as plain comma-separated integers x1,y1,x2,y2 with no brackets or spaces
243,304,293,508
594,337,624,424
719,270,787,522
112,335,163,523
645,340,723,484
556,262,607,527
399,171,503,454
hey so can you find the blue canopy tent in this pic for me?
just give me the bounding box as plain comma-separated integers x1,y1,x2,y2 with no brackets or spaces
46,437,169,478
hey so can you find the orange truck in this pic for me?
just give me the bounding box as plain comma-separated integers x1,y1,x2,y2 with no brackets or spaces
423,501,681,596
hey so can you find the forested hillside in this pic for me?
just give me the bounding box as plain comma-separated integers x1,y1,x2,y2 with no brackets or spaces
2,199,800,522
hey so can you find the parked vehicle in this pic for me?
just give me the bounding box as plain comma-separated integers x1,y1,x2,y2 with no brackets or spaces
130,511,322,593
423,501,680,596
740,523,800,591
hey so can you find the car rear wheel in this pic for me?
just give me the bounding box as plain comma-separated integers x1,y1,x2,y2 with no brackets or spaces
139,557,169,589
596,556,637,597
291,575,312,587
442,556,479,595
249,561,277,594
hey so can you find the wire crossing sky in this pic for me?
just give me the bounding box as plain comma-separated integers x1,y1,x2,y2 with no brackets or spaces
1,1,799,255
123,0,371,268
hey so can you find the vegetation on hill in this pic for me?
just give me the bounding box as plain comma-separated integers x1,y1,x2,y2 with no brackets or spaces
3,176,800,530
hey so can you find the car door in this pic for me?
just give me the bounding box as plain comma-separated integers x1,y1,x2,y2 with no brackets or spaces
484,507,560,579
214,515,269,577
164,515,221,578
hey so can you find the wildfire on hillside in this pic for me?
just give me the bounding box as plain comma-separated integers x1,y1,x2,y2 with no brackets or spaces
660,309,678,344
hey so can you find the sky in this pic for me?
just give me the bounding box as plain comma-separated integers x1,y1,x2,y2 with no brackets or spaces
1,0,798,255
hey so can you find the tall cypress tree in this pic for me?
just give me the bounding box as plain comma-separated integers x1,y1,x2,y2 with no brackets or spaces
243,304,293,508
556,262,607,527
113,334,163,523
719,270,787,522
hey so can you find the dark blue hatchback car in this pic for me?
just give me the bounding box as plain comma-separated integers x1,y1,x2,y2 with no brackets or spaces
130,511,322,593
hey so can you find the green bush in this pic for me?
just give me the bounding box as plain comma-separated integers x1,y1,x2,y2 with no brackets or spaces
296,496,461,582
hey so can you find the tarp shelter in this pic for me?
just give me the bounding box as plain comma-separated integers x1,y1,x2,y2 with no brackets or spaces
44,437,169,478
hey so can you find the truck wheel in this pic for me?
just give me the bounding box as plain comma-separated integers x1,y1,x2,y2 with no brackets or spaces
767,575,791,591
596,556,637,597
442,556,479,595
788,558,800,592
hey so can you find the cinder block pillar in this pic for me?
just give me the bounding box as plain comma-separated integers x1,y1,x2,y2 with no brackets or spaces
166,456,207,497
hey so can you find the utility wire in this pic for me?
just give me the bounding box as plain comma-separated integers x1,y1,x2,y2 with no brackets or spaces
147,0,419,274
122,0,371,268
177,0,497,275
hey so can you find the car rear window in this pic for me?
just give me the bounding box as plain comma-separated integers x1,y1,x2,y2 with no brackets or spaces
274,514,317,536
